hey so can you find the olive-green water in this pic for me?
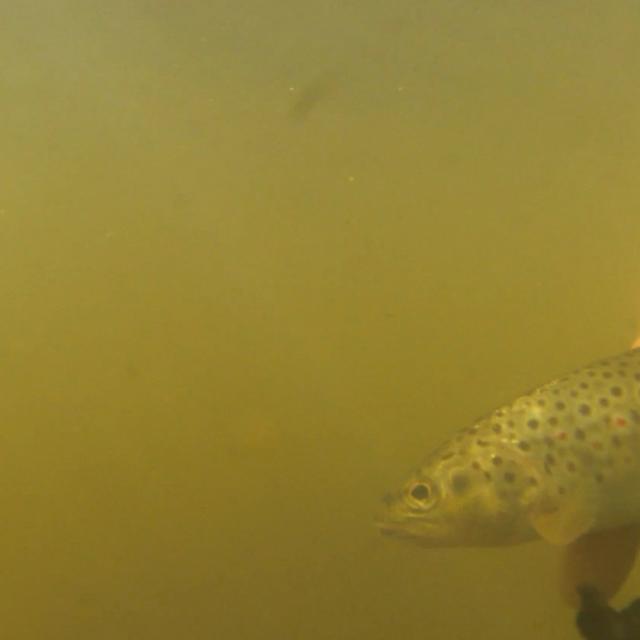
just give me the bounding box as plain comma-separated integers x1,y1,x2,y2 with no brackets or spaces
2,2,640,638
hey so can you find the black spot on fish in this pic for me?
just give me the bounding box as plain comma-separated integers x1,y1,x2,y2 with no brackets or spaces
476,439,490,447
545,453,556,466
492,456,503,466
451,474,470,494
611,435,622,448
567,461,577,473
548,416,558,426
528,476,538,486
578,404,591,416
484,471,492,481
527,419,539,430
440,451,455,461
555,402,566,411
504,472,516,483
570,390,578,397
595,473,605,483
579,382,589,389
537,398,546,407
575,428,586,440
611,386,623,397
492,424,502,433
603,371,613,379
599,397,610,407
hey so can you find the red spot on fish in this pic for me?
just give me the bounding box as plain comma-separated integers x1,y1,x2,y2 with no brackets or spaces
615,417,628,428
556,432,568,441
591,442,604,451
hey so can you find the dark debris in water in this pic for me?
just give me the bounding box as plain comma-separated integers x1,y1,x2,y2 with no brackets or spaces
576,585,640,639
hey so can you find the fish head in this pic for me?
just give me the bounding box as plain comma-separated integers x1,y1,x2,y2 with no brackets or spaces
376,437,539,547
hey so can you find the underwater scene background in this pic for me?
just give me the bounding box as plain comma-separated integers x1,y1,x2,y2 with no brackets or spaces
2,2,640,638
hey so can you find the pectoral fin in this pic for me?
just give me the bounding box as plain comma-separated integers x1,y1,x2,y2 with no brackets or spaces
529,499,595,545
560,525,640,607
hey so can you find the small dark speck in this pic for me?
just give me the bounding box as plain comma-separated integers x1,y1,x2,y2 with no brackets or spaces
492,424,502,434
518,441,531,451
603,371,613,379
492,456,503,466
555,402,566,411
595,473,605,483
504,472,516,483
566,461,577,473
575,428,586,440
579,382,589,389
527,419,539,430
548,416,558,426
289,74,338,121
610,387,623,397
599,397,610,407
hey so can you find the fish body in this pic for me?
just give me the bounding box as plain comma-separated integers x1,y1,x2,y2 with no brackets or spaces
378,349,640,602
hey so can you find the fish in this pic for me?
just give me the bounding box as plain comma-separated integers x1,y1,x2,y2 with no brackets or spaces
377,347,640,605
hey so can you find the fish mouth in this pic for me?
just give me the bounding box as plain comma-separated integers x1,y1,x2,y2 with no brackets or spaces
375,517,418,539
376,520,402,537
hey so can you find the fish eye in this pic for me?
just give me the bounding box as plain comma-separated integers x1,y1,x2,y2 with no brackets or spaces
410,483,430,500
407,481,435,509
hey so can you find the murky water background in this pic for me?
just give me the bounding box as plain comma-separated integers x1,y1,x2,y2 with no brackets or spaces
2,2,640,638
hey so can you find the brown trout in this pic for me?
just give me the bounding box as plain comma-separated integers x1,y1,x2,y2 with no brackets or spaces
377,348,640,604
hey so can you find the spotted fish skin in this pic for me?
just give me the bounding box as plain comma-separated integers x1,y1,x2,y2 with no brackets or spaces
378,349,640,550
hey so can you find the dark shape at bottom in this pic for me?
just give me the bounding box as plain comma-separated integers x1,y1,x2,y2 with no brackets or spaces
576,584,640,639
